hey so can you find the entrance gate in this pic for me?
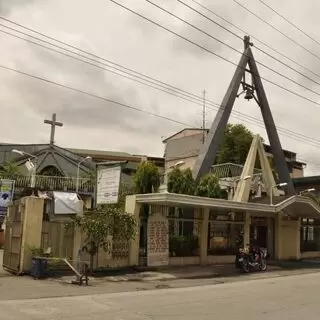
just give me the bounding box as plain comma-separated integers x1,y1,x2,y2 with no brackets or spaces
3,202,24,273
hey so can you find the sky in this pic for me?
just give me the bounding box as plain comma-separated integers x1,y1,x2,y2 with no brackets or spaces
0,0,320,175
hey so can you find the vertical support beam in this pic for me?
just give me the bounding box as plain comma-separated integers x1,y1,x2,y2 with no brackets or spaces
257,137,280,197
192,48,250,180
19,197,44,273
247,48,295,195
274,214,282,260
125,195,141,266
199,208,209,265
243,213,251,250
233,135,259,202
267,217,275,259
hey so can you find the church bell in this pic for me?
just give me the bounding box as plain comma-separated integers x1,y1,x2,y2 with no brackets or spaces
244,88,254,100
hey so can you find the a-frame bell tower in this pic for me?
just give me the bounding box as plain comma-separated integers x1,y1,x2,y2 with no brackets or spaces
192,36,295,195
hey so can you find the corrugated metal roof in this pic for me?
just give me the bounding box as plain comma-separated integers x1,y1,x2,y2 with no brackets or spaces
66,148,141,159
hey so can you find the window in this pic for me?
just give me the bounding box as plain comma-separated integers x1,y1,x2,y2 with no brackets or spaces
301,218,320,252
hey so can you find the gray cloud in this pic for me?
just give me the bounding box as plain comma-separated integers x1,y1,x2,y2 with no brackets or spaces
0,0,35,15
0,0,319,175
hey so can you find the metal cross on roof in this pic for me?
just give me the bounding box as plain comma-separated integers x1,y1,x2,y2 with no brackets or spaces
44,113,63,145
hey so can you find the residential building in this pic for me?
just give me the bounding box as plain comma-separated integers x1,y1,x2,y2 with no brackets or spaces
163,128,305,178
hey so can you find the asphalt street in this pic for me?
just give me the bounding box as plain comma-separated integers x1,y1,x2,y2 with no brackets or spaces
1,271,320,319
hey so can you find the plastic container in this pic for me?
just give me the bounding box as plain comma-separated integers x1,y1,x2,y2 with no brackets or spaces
31,257,47,279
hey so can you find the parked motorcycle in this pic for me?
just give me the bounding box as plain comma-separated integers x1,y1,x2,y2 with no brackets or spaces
235,246,267,273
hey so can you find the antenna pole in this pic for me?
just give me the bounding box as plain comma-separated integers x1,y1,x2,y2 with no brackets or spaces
202,90,206,144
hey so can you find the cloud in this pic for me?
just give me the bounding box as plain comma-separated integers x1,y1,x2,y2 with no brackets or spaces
0,0,36,15
0,0,319,176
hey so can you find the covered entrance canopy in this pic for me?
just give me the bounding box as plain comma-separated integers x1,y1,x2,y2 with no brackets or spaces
127,192,320,265
135,192,320,219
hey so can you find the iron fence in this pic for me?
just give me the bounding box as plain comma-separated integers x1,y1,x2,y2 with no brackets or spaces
0,174,94,194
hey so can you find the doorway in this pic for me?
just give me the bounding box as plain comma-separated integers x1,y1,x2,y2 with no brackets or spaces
250,217,275,259
250,225,267,247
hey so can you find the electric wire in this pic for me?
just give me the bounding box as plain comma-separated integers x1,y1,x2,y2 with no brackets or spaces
177,0,320,89
0,63,192,128
257,0,320,48
0,27,292,136
1,8,320,155
1,62,319,168
233,0,320,63
1,10,320,148
150,0,320,98
108,0,320,109
0,16,211,105
2,25,318,148
189,0,320,81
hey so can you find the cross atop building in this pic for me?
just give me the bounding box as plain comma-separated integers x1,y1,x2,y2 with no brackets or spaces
44,113,63,145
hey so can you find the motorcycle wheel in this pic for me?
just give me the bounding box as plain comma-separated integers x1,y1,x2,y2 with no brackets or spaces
259,259,267,271
242,261,250,273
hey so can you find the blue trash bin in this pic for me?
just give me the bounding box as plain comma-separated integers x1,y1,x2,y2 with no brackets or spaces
31,257,47,279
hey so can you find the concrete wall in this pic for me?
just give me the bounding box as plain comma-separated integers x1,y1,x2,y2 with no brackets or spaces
20,197,45,273
300,251,320,259
275,216,300,260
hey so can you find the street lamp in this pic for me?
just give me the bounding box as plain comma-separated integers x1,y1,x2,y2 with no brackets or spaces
12,149,37,188
76,156,92,193
270,182,288,205
169,160,185,169
299,188,315,195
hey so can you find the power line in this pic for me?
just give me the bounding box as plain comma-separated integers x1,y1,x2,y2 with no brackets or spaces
0,64,192,127
0,26,288,136
0,16,208,104
0,19,255,120
257,0,320,48
172,0,320,95
2,24,319,149
129,2,320,154
180,0,320,89
109,0,320,109
1,12,320,150
0,26,202,103
233,0,320,63
189,0,320,81
1,62,320,169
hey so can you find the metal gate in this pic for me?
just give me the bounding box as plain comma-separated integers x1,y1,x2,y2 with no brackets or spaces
3,202,23,274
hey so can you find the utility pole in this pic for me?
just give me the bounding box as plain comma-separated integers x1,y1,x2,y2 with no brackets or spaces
202,89,206,144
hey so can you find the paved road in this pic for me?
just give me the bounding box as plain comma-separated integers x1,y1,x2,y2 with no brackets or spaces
2,272,320,319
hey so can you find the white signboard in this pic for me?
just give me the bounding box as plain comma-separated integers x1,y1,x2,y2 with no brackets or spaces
96,166,121,204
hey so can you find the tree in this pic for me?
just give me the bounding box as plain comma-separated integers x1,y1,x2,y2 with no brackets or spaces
195,173,222,198
0,161,22,176
72,205,137,272
216,123,254,165
133,161,160,254
134,161,160,194
167,168,195,195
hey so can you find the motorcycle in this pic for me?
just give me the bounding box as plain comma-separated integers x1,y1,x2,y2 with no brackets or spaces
235,246,267,273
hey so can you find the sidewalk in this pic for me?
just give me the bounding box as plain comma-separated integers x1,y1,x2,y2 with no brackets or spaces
51,263,284,285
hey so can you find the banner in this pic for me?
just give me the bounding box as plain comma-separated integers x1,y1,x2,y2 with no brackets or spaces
0,179,15,225
53,192,83,215
96,166,121,204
